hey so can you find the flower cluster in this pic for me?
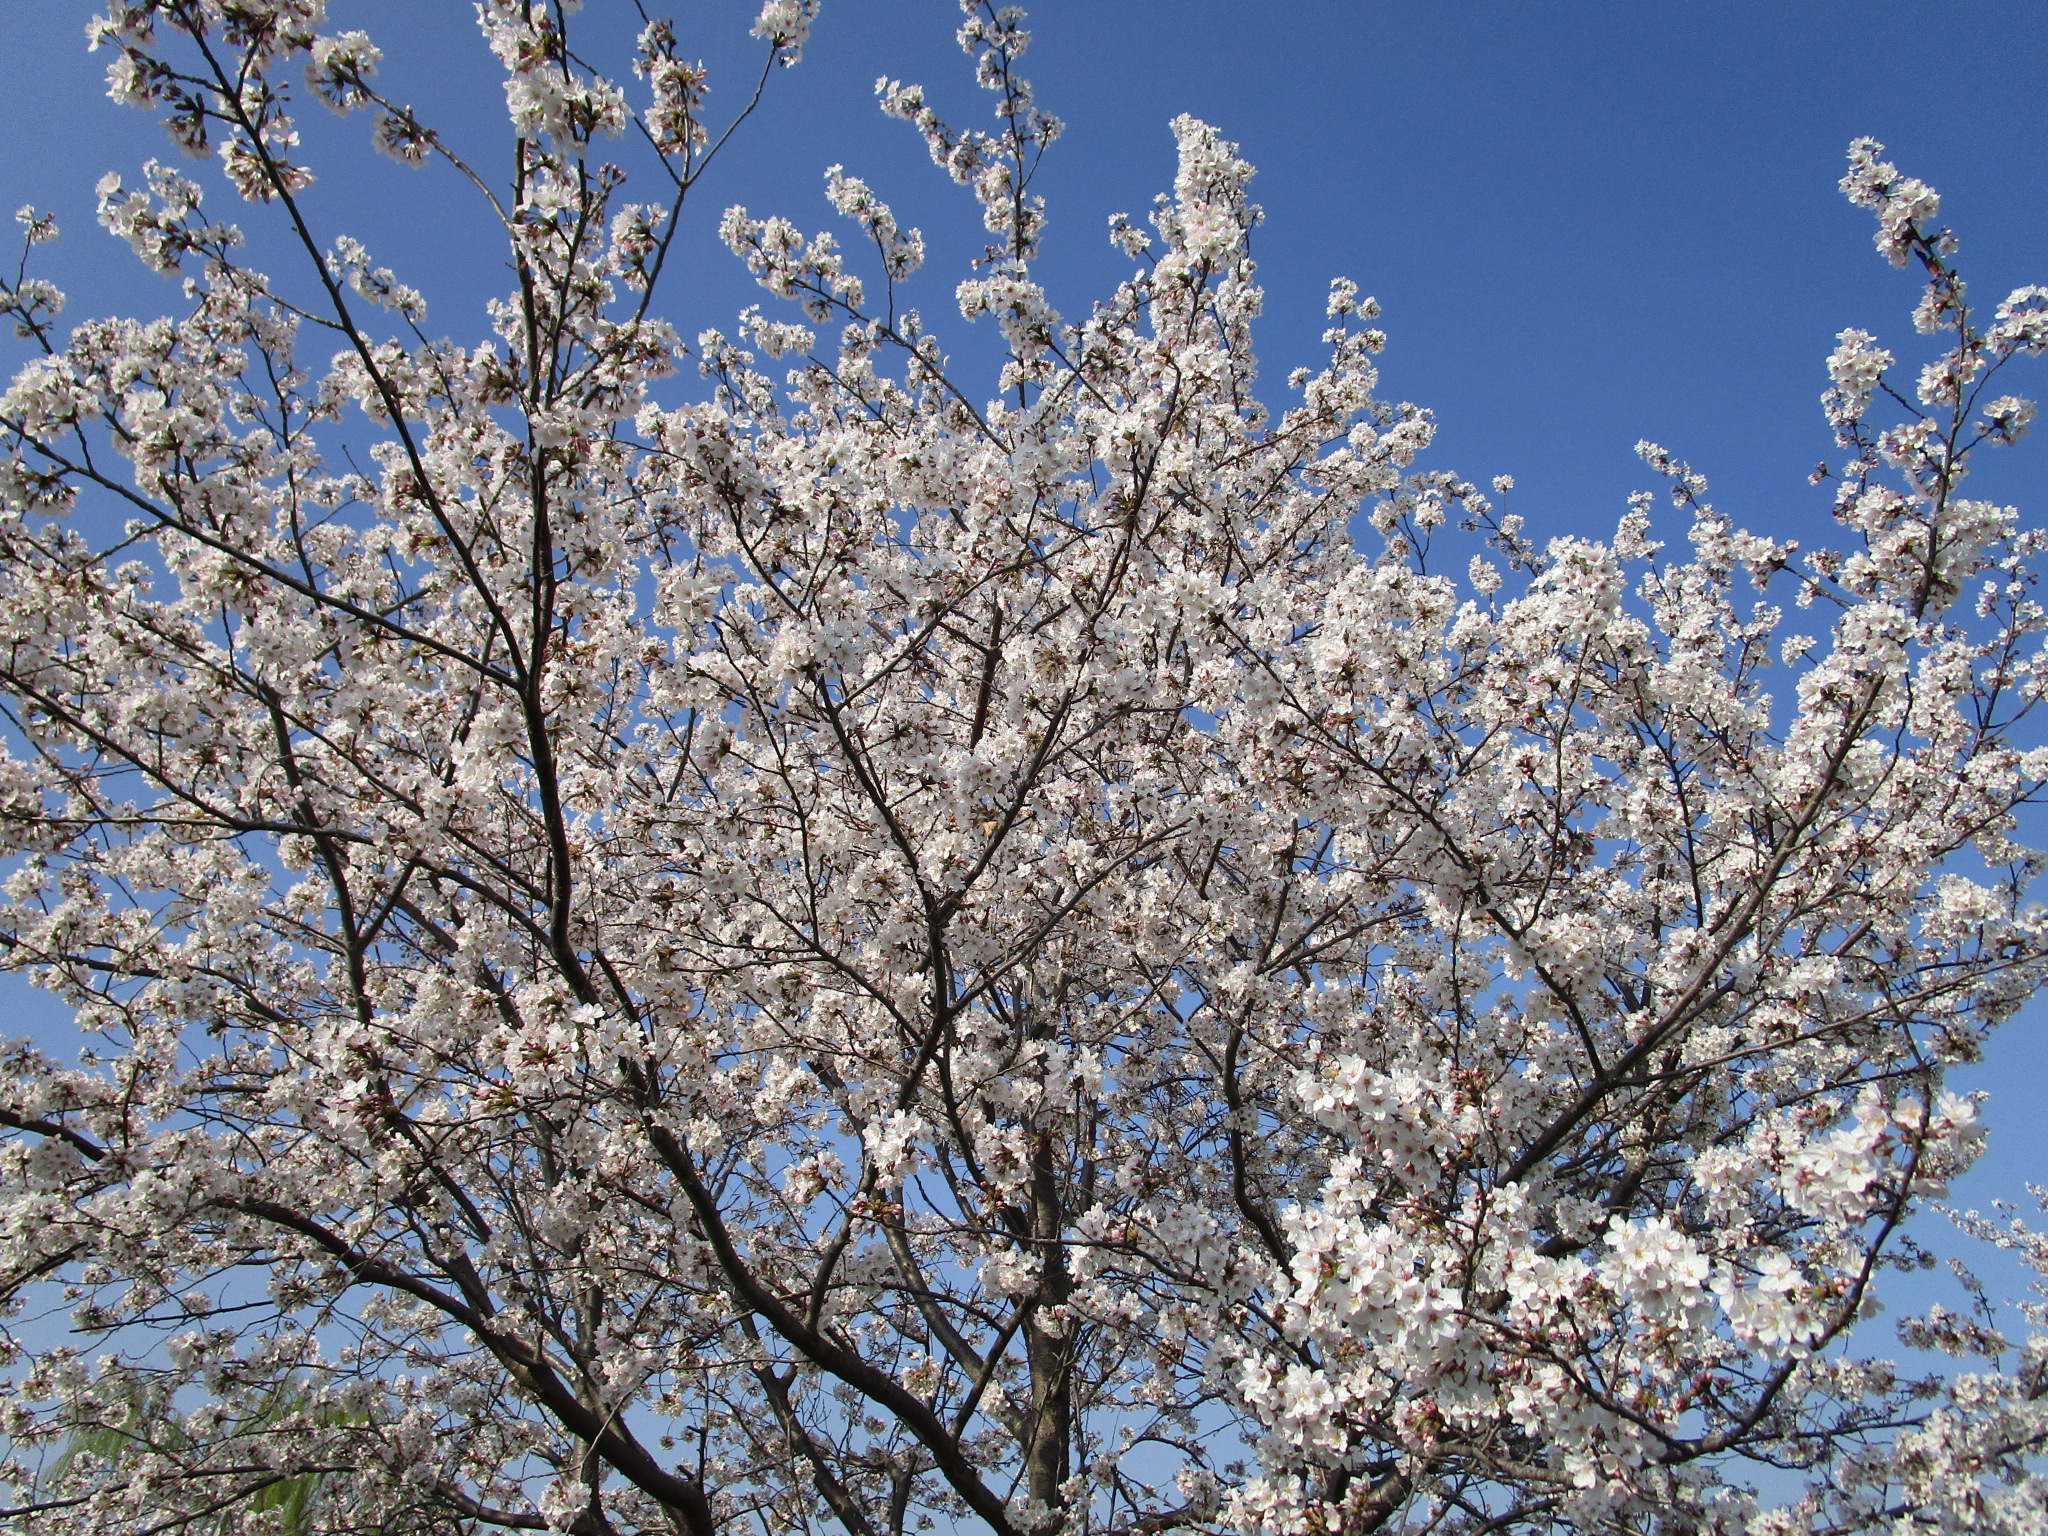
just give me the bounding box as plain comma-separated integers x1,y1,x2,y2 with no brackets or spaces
0,6,2042,1536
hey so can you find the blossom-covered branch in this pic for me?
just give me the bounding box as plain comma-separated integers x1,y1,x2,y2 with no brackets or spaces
0,5,2045,1535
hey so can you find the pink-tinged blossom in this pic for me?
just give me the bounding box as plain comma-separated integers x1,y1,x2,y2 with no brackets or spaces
751,0,819,65
825,165,924,280
1825,326,1892,426
1840,136,1943,267
0,8,2042,1536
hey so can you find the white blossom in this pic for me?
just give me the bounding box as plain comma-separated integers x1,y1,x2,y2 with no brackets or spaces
0,8,2041,1536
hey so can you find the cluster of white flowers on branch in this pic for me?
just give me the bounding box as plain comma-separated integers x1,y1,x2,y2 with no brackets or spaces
0,4,2045,1534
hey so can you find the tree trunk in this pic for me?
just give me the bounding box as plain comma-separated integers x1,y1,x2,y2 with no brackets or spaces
1024,1130,1072,1514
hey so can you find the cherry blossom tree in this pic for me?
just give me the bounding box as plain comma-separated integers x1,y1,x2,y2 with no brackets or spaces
1,3,2046,1533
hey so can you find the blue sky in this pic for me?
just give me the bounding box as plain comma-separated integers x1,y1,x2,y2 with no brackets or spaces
5,1,2045,535
0,0,2046,1242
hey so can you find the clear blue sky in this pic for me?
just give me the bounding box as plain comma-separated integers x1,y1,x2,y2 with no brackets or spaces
0,2,2045,1226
